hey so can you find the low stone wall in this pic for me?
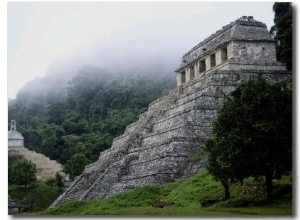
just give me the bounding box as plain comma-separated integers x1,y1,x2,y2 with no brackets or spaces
8,196,21,214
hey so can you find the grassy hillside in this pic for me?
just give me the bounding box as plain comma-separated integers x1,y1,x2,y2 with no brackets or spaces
38,169,292,216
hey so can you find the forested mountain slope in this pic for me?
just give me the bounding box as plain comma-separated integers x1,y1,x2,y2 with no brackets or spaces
8,65,176,165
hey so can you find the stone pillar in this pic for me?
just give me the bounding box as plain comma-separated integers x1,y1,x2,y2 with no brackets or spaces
227,41,234,60
186,66,195,82
205,56,211,70
215,49,222,66
11,120,16,131
185,68,190,82
195,61,200,77
177,72,182,86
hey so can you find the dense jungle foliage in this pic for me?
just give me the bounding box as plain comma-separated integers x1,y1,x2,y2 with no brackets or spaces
270,2,292,70
8,66,176,167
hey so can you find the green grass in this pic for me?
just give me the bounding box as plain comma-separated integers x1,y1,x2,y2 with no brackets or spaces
36,169,292,216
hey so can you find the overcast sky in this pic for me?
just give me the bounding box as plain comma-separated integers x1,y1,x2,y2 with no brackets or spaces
6,2,278,99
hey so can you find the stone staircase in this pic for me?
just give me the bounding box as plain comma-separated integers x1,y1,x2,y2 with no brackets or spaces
50,88,179,208
49,69,292,208
8,148,64,181
48,71,230,208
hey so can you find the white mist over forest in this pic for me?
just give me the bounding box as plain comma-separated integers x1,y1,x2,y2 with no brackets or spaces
8,2,276,99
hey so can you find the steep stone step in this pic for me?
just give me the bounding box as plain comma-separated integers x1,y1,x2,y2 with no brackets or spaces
8,148,64,181
49,80,202,207
50,87,180,207
49,108,156,207
49,73,220,207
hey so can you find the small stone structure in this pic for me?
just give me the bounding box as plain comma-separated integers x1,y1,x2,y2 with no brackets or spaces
49,16,292,208
8,120,24,148
8,120,65,181
8,196,21,214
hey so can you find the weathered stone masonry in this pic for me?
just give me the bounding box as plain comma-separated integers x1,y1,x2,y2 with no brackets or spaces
175,16,286,86
49,16,292,208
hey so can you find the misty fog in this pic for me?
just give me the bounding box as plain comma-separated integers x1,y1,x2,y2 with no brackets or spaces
16,18,199,97
8,2,276,99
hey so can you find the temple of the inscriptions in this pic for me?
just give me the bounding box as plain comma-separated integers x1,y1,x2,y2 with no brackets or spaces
175,16,286,86
49,16,291,208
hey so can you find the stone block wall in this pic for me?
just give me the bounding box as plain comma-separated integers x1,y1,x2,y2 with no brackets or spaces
231,41,276,61
175,17,283,87
8,139,24,148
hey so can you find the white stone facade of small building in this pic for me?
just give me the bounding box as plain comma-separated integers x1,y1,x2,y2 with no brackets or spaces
8,120,24,149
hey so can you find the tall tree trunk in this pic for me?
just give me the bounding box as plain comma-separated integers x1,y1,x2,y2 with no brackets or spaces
265,170,273,200
221,179,230,200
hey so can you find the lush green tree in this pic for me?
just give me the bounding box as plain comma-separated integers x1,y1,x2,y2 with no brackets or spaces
22,193,38,211
39,124,65,159
63,153,92,180
203,137,235,200
45,178,56,187
10,159,37,188
22,127,41,153
203,75,292,200
8,154,24,185
81,132,113,162
46,102,67,125
66,67,107,117
270,2,292,70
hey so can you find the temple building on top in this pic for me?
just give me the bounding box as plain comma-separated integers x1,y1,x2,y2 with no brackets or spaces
175,16,287,86
8,120,24,149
